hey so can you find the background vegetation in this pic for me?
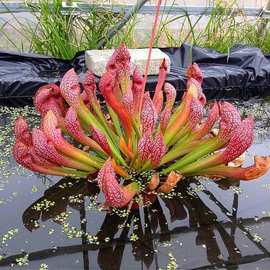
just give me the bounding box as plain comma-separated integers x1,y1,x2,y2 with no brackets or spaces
0,0,269,59
0,0,137,59
156,0,270,54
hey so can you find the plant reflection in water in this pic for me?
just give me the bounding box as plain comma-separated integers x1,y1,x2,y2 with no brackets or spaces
3,177,253,269
1,173,270,269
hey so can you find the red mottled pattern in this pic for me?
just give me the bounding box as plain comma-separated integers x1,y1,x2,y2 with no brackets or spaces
105,42,130,84
29,147,54,167
11,43,270,201
42,110,94,166
60,68,81,108
195,101,219,138
150,132,166,166
188,98,204,129
123,88,134,113
13,140,65,175
219,117,254,164
83,69,96,87
160,83,176,132
103,175,126,208
160,109,171,133
34,84,66,118
96,159,114,192
14,122,56,169
97,160,129,208
13,140,52,172
91,127,111,155
106,43,130,77
114,43,130,71
186,77,201,90
131,66,144,113
64,107,91,144
42,111,95,166
14,116,32,146
138,132,153,161
42,111,65,147
32,128,94,171
106,55,117,74
153,91,163,115
32,128,70,167
99,71,115,98
218,101,241,142
81,90,90,108
163,83,176,106
83,70,98,105
186,63,203,85
13,140,33,170
141,92,158,134
202,101,219,130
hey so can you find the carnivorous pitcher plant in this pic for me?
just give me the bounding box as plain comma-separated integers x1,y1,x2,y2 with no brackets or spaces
12,1,270,209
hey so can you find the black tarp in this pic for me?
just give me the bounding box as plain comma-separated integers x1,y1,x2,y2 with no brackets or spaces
1,43,270,106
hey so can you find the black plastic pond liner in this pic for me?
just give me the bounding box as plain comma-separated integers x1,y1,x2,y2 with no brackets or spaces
1,43,270,106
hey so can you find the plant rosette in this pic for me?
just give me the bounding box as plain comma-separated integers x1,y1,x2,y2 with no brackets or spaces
11,1,270,210
12,43,270,210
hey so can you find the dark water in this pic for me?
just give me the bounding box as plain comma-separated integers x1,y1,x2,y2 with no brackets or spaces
1,100,270,270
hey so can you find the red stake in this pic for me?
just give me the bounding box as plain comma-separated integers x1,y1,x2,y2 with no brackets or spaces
142,0,162,92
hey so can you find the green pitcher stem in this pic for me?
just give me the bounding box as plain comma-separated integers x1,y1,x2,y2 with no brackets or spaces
77,105,103,132
167,125,190,147
160,138,201,165
162,137,221,174
167,103,183,127
108,106,122,137
53,167,90,178
178,154,220,175
93,103,119,142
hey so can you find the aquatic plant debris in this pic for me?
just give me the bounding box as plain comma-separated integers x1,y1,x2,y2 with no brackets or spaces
159,252,178,270
39,263,48,270
1,228,19,247
0,106,40,182
15,254,29,267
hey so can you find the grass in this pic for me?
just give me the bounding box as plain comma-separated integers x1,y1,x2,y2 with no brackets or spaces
0,0,270,57
27,0,78,59
0,0,137,59
154,0,270,54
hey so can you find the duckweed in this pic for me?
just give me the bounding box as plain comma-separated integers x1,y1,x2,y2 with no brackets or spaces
15,254,29,266
39,263,48,270
1,228,19,247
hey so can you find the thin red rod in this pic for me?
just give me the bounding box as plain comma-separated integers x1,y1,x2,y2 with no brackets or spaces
142,0,162,92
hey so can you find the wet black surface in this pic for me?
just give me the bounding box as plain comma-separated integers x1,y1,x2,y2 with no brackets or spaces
2,44,270,106
1,100,270,270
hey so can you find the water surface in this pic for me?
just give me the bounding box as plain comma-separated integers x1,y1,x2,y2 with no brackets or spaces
0,100,270,270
